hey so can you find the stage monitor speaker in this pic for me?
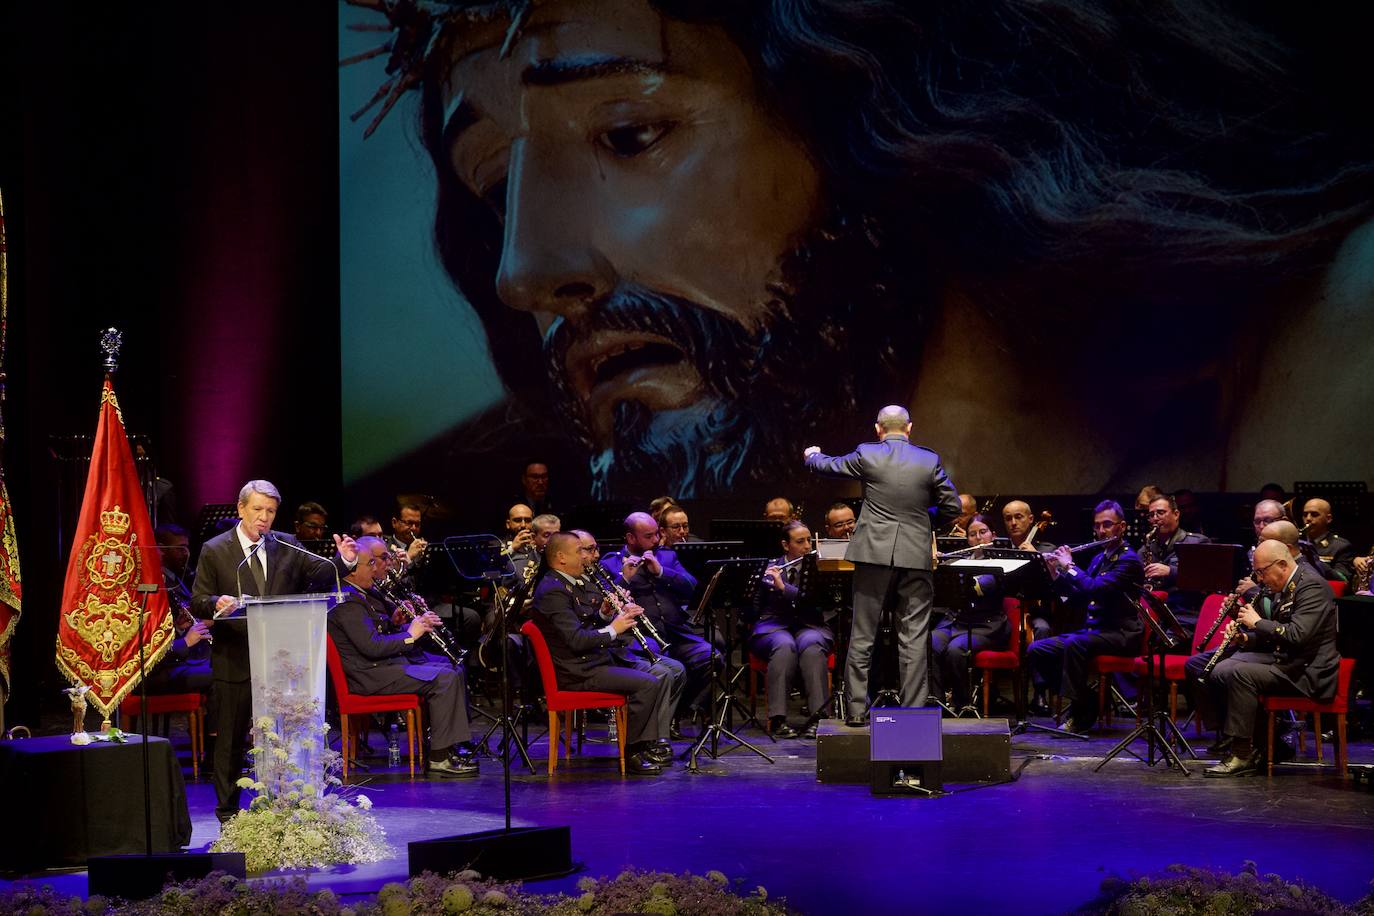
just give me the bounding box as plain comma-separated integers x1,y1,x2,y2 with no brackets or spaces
87,852,247,900
409,826,573,881
869,707,943,795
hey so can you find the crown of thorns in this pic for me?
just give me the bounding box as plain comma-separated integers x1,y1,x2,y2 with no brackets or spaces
341,0,531,138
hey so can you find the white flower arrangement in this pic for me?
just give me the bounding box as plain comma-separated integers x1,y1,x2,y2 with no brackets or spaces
212,660,389,872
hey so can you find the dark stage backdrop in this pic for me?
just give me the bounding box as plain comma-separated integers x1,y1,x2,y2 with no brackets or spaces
0,1,342,725
338,1,1374,526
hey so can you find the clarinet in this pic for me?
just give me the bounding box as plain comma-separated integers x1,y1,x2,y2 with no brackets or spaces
595,563,672,652
376,571,465,667
586,566,664,663
1196,587,1246,652
1198,617,1245,682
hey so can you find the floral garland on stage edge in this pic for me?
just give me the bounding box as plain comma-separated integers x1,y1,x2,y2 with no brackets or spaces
211,663,388,872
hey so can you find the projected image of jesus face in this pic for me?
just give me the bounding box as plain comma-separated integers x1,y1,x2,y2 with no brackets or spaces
432,0,913,498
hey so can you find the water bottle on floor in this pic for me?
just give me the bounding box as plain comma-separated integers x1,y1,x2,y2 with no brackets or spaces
388,722,401,768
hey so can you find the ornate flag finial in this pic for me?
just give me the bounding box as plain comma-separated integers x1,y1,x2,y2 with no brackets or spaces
100,328,123,373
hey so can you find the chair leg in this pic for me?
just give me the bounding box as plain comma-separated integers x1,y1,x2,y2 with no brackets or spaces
616,707,627,776
1296,713,1306,754
406,709,416,778
547,712,559,776
1266,711,1275,777
190,709,200,781
982,670,991,718
565,711,574,761
341,714,351,782
1168,682,1178,723
416,704,425,770
1313,711,1322,763
1336,713,1347,779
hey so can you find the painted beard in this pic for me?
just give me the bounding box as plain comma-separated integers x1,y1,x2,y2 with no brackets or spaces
542,211,926,499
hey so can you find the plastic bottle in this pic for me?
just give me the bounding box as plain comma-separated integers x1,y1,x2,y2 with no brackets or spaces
388,722,401,768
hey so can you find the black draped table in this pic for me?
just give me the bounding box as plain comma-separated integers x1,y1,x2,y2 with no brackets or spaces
0,734,192,872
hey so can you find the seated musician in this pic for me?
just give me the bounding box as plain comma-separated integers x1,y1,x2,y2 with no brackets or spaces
571,529,686,752
1185,518,1321,750
602,512,714,730
1201,540,1339,777
823,502,857,540
1002,499,1058,639
387,501,429,570
327,537,479,778
293,501,329,544
1027,501,1144,732
502,504,537,584
931,516,1010,710
144,525,211,695
1356,549,1374,596
658,506,701,547
764,497,796,521
1301,498,1357,584
942,494,978,537
750,521,834,739
1140,494,1211,635
532,532,672,775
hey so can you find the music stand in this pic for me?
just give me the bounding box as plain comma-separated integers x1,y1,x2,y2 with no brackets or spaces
686,558,776,772
1094,589,1197,774
1175,543,1245,593
297,538,340,559
441,536,536,783
192,503,236,549
933,562,1005,718
671,541,745,604
708,519,784,556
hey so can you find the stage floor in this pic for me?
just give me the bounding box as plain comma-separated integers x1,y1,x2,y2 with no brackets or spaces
4,715,1373,915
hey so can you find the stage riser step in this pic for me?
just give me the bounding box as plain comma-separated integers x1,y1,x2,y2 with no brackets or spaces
816,717,1011,784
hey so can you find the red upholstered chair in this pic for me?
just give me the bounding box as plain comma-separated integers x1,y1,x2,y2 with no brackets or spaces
120,692,205,780
972,598,1024,718
326,635,423,780
1327,580,1348,598
1090,598,1156,728
1262,657,1357,778
520,621,627,776
1131,591,1232,727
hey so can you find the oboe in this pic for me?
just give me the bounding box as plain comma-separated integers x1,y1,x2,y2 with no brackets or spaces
587,567,664,663
595,564,672,652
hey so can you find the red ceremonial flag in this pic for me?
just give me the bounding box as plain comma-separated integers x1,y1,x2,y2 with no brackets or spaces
0,187,20,707
55,372,173,723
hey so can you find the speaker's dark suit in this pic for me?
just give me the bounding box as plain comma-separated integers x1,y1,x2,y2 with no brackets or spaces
191,526,349,820
806,434,961,713
530,571,668,746
327,587,471,748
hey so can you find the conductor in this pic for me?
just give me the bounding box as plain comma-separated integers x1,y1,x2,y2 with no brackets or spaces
804,405,961,725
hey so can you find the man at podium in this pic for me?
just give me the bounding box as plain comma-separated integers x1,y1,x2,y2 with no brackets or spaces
192,480,359,823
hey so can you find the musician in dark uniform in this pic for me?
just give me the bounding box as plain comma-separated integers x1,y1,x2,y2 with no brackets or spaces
142,526,212,694
572,529,686,752
1301,498,1357,584
930,517,1010,710
1140,495,1211,634
750,521,834,738
1002,499,1058,643
328,537,478,777
602,512,713,728
804,405,962,723
1027,500,1144,733
191,480,358,823
532,532,671,774
1203,539,1339,777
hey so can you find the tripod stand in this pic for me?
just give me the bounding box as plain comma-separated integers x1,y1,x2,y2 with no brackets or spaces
687,561,775,772
1095,589,1197,774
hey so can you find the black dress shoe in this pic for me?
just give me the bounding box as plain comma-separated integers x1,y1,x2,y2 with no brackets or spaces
429,756,480,778
669,720,686,741
844,716,867,728
770,717,799,739
1204,750,1260,778
646,742,673,764
1205,736,1233,757
625,752,663,775
801,723,818,740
